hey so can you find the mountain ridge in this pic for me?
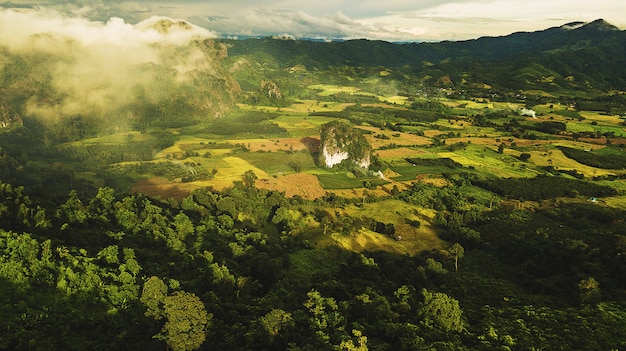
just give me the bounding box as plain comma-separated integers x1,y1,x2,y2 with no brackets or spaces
221,19,626,93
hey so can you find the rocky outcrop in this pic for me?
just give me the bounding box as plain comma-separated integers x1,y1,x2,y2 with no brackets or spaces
319,121,371,169
260,80,283,101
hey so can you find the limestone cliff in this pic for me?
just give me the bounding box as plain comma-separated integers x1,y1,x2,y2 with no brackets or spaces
319,121,371,169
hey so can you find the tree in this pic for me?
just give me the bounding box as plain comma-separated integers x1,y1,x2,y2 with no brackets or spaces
159,291,211,351
140,276,168,320
304,289,343,345
289,160,303,172
339,329,369,351
260,309,294,339
497,143,505,154
418,289,465,334
243,169,258,188
578,277,601,304
97,245,120,265
57,190,88,226
271,206,294,233
169,213,194,252
89,186,116,220
33,206,51,229
391,184,400,196
518,152,531,162
448,243,464,272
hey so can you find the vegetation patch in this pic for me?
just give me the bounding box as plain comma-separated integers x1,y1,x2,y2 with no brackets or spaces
405,157,463,169
559,146,626,169
238,150,317,174
474,175,618,201
316,173,387,189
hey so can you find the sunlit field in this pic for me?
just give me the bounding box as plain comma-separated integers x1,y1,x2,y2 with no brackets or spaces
76,92,624,215
48,88,626,216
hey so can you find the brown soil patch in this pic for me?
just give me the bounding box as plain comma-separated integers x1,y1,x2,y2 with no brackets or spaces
578,137,626,145
255,173,326,200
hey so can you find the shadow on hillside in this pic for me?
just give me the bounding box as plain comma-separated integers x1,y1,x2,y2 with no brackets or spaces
300,136,320,153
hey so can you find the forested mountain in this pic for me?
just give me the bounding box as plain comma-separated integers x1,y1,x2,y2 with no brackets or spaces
0,20,240,142
222,19,626,92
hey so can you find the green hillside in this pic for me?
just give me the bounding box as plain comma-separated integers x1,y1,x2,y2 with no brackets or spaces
222,19,626,96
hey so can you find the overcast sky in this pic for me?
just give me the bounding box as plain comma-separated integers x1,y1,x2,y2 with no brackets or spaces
2,0,625,41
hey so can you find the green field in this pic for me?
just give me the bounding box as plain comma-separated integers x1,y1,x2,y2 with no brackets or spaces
566,122,595,132
237,151,317,174
315,172,388,189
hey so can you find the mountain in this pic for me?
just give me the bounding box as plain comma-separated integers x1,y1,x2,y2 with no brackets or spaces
220,19,626,93
223,19,622,66
0,18,240,139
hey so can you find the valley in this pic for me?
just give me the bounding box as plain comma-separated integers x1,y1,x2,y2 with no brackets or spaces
1,16,626,351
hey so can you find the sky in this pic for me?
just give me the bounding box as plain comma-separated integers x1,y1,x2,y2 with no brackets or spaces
1,0,625,41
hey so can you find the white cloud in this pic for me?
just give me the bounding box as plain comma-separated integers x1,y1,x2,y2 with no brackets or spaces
0,8,219,120
1,0,625,41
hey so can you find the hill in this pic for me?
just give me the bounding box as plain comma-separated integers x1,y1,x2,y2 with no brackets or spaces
0,18,240,141
221,19,626,94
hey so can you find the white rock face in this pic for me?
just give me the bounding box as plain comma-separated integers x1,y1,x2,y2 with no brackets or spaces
319,121,372,169
323,147,350,168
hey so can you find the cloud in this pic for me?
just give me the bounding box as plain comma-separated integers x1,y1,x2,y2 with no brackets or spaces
2,0,625,42
368,0,626,40
0,8,220,122
189,8,418,41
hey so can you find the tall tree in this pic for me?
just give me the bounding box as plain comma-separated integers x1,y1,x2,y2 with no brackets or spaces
243,169,258,188
448,243,464,272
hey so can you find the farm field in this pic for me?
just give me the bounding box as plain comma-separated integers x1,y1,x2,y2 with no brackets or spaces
62,90,624,210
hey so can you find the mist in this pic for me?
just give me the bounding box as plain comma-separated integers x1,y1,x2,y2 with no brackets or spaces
0,9,236,134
